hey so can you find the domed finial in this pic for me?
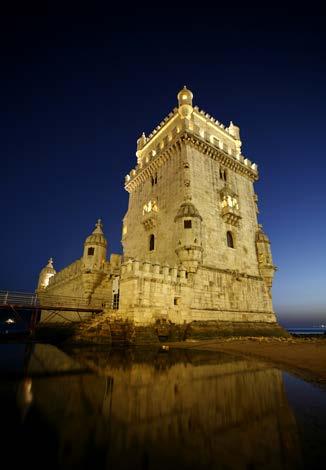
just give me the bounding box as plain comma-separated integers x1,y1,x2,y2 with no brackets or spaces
93,218,103,234
177,86,193,119
47,258,54,268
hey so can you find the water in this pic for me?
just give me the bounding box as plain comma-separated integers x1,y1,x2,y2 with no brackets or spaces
286,327,326,335
0,343,325,469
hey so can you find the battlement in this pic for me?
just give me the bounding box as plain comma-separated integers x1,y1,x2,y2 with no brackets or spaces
120,259,188,284
47,259,83,288
125,123,258,192
125,91,259,193
146,108,178,142
138,105,239,151
47,259,111,289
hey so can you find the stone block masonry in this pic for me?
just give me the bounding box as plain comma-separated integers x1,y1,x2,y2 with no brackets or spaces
36,87,281,339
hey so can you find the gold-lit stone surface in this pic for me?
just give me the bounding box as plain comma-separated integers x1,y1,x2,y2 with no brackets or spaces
36,88,279,335
24,345,301,469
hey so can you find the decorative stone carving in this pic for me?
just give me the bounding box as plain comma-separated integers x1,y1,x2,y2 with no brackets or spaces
219,185,241,226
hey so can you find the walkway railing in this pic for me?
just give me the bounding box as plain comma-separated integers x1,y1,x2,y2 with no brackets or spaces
0,290,110,310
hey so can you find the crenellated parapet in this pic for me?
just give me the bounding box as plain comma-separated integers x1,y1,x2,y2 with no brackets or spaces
46,259,111,290
120,259,189,285
125,107,258,193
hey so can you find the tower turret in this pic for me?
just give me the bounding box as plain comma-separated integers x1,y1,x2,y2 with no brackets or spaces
177,86,194,119
82,219,107,272
37,258,56,290
228,121,242,156
256,224,276,295
82,219,108,301
175,202,203,273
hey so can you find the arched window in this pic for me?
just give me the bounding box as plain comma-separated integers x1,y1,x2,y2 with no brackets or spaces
149,234,155,251
227,231,234,248
87,247,95,256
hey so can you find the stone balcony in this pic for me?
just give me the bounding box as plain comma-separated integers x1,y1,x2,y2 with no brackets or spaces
142,212,158,231
221,205,241,226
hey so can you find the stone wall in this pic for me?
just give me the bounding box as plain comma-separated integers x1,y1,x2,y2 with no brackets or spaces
189,144,259,275
118,259,276,325
122,141,184,267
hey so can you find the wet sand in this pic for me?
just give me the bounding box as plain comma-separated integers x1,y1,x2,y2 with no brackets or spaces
170,337,326,385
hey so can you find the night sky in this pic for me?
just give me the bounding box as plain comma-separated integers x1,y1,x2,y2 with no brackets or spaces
1,7,325,326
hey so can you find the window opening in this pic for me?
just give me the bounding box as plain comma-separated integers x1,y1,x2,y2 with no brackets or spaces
227,231,234,248
149,234,155,251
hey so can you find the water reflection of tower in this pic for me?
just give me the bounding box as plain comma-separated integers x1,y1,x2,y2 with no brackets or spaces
16,343,35,420
25,348,303,469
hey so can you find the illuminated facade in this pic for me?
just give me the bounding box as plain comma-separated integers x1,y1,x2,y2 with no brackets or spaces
37,88,279,331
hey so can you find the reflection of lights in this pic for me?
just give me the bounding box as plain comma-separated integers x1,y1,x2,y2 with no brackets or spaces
24,378,33,405
5,318,15,324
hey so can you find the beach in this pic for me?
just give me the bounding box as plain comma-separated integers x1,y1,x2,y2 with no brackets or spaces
170,337,326,385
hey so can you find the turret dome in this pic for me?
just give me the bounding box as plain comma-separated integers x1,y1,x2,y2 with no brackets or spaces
85,219,107,248
177,86,193,105
37,258,56,289
177,86,194,119
175,202,202,221
41,258,56,275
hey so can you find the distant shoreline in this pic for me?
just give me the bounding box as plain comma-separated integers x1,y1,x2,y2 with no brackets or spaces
285,327,326,335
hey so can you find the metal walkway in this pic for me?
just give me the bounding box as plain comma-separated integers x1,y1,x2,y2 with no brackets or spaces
0,290,106,313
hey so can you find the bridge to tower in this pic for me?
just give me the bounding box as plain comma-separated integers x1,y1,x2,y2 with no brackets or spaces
0,290,106,331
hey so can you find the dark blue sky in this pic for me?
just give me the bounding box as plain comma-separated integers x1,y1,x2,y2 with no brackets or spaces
1,7,325,326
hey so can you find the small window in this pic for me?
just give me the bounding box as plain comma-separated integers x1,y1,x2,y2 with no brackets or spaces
219,168,227,182
227,231,234,248
151,173,158,186
184,220,192,229
149,234,155,251
87,247,95,256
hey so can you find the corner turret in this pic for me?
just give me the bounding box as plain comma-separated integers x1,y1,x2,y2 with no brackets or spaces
136,132,147,161
37,258,56,290
177,86,194,120
82,219,107,272
174,202,203,273
228,121,242,156
82,219,108,300
256,224,277,295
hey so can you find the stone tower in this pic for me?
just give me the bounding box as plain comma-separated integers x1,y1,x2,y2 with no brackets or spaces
36,87,281,335
120,87,278,329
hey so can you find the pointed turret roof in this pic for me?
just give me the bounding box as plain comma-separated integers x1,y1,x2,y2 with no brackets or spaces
40,257,56,275
85,219,107,247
